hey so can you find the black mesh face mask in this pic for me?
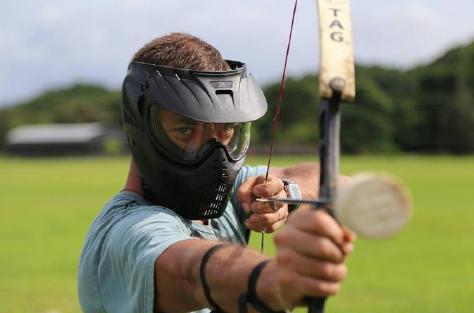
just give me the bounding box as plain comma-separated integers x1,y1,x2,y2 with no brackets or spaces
122,60,267,220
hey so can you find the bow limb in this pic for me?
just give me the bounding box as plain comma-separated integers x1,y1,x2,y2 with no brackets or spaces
308,0,356,312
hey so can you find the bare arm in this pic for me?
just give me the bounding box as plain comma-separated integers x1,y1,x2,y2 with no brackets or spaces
154,209,354,313
154,239,276,313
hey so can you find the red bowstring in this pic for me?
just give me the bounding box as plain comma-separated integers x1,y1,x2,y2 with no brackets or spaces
265,0,298,181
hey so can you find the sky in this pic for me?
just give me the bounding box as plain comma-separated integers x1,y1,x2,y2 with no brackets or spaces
1,0,474,107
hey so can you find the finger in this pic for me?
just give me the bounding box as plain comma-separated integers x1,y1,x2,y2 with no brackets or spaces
288,208,345,246
248,201,288,222
245,215,275,232
247,213,286,232
236,176,261,209
249,205,287,225
274,225,345,263
251,200,283,214
265,219,286,233
237,175,274,214
278,269,341,297
277,248,347,282
242,202,252,215
246,222,284,233
252,188,287,214
342,227,357,242
341,242,354,256
340,227,356,255
252,175,284,198
244,220,267,233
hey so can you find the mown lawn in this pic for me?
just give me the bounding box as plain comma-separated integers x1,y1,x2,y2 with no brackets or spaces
0,155,473,313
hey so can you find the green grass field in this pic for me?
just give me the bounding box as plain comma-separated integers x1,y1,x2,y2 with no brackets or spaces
1,155,473,313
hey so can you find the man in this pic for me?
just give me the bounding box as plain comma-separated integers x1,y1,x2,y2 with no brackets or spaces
78,33,354,313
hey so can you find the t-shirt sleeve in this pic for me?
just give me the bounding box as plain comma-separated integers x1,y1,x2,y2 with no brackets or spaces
98,207,196,313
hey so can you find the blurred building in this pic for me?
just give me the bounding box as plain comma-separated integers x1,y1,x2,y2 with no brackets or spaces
6,123,127,156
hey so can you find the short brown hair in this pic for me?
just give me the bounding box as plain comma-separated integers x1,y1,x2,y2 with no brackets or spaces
132,33,230,71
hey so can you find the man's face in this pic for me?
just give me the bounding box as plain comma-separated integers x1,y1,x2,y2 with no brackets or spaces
158,109,237,154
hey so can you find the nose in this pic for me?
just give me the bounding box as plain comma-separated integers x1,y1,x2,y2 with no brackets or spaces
203,124,227,141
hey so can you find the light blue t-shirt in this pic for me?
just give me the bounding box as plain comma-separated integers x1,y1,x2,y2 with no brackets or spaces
78,165,267,313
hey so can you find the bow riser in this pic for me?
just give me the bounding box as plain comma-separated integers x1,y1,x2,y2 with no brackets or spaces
309,0,356,312
318,97,341,216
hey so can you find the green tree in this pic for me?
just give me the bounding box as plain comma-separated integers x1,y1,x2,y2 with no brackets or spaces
341,75,396,153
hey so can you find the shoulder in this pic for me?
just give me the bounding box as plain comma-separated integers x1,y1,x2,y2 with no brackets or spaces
106,192,193,247
79,192,197,313
81,191,195,265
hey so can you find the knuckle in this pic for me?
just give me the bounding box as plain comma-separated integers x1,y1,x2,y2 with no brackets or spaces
236,188,245,200
338,264,348,281
274,211,282,222
278,178,285,190
277,189,287,198
251,203,261,213
268,223,280,233
268,214,278,224
277,213,286,224
265,226,276,233
308,281,340,296
278,270,294,286
259,214,272,225
319,262,334,278
306,280,325,296
328,283,341,295
275,225,297,244
278,206,288,217
315,238,332,256
313,212,331,232
269,175,284,185
276,250,292,267
274,231,287,246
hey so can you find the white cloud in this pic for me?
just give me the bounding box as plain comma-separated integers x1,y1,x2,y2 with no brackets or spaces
353,1,474,67
1,0,474,106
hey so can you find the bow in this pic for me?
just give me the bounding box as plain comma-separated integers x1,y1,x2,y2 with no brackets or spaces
261,0,412,312
308,1,355,312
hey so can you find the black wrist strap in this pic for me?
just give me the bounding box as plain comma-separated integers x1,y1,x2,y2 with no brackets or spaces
239,260,285,313
200,244,228,313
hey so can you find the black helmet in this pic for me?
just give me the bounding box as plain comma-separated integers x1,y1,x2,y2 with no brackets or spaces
122,60,267,220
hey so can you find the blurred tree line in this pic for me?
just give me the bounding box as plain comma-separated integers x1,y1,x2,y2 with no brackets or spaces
1,41,474,154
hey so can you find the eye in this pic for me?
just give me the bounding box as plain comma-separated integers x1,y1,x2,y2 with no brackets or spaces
178,127,193,136
223,123,238,132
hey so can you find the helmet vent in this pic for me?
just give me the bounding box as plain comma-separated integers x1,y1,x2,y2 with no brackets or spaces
221,168,228,178
137,95,146,117
198,183,229,218
122,96,144,130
